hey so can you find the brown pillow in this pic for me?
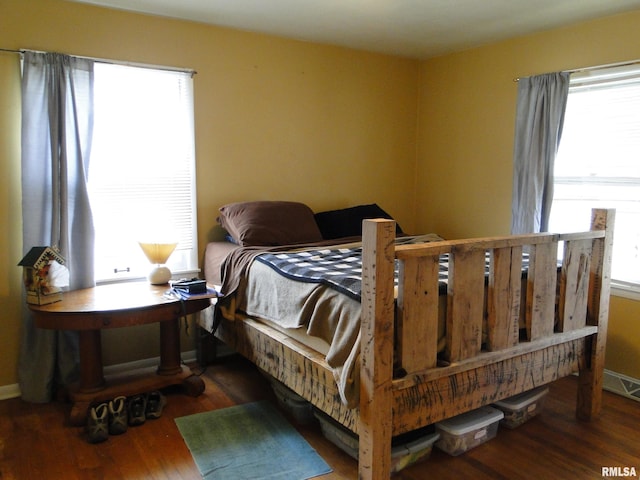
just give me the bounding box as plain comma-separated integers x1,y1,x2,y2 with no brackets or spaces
218,201,323,246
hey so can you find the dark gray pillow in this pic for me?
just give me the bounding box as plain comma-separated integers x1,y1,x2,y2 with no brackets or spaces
314,204,403,240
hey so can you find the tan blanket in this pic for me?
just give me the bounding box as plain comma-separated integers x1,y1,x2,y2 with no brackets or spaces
239,260,363,407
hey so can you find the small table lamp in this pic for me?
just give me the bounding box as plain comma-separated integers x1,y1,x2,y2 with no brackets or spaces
138,242,178,285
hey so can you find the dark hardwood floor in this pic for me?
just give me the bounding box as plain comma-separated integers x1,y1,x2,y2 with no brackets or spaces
1,354,638,479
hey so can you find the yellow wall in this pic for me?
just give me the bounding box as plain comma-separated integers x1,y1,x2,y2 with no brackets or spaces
0,0,419,387
417,11,640,379
0,53,23,390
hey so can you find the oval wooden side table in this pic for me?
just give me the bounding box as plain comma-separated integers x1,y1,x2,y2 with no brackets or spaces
29,282,212,426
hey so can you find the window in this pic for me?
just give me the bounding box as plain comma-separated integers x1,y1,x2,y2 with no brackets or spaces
88,63,197,283
549,64,640,297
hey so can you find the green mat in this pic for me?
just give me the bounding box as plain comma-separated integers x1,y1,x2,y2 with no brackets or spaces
175,401,332,480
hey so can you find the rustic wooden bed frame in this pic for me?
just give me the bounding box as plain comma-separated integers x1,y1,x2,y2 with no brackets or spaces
215,208,614,479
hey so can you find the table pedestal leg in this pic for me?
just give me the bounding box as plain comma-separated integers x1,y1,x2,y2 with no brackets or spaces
77,330,106,393
158,319,182,375
157,318,205,396
67,330,105,426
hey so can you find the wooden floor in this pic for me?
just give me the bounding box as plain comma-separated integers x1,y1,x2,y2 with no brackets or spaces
1,354,639,479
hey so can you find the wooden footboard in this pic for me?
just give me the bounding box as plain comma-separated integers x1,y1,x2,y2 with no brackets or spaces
215,208,614,480
359,208,614,479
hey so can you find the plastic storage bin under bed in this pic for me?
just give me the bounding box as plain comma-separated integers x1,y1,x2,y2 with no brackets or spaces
493,386,549,429
314,410,440,474
434,406,504,456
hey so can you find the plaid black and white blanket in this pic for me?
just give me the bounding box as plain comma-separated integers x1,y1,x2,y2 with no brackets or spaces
256,246,369,301
256,240,531,302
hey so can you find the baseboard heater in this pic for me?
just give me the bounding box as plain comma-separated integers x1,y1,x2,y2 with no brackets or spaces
603,369,640,402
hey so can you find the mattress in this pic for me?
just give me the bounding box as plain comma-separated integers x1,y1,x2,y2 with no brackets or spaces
203,240,240,286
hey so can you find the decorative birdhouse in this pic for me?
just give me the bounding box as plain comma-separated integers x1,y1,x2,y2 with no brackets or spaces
18,246,66,305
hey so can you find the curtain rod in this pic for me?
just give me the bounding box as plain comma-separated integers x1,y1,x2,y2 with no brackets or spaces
0,47,196,76
514,58,640,82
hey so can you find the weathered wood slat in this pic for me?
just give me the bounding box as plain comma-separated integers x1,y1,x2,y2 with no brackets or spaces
578,208,615,420
486,246,522,351
559,239,592,332
395,231,603,261
390,339,586,435
394,326,597,386
526,241,558,340
397,256,440,372
395,233,555,258
557,230,606,241
445,247,486,362
359,219,395,480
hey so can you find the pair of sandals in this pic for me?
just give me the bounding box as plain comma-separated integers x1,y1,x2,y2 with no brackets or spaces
87,391,166,443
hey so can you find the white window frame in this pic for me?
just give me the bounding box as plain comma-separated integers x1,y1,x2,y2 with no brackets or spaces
88,62,198,284
550,64,640,300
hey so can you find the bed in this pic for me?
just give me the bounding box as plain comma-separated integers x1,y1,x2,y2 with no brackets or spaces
202,201,615,479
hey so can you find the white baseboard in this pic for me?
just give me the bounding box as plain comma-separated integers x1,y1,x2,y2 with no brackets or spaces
102,349,197,376
0,383,21,401
603,369,640,403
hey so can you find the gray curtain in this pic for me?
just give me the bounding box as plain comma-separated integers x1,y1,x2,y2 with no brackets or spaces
511,72,570,234
19,52,96,402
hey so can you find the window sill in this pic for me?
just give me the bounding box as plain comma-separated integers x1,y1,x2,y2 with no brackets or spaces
96,268,201,286
611,282,640,301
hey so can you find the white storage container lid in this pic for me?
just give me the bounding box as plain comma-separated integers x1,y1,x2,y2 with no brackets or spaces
406,432,440,454
494,386,549,411
436,406,504,435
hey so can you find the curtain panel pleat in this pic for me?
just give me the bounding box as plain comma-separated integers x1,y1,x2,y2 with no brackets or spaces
511,72,570,234
19,52,96,402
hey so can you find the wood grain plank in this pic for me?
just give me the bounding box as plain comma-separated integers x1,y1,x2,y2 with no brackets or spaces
486,246,522,351
578,208,615,420
445,247,486,362
359,219,396,480
395,233,556,259
394,326,597,386
391,340,586,434
396,256,440,372
525,241,558,341
558,239,592,332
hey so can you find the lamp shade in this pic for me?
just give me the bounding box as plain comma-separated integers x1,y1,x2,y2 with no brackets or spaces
138,242,178,284
138,242,177,265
